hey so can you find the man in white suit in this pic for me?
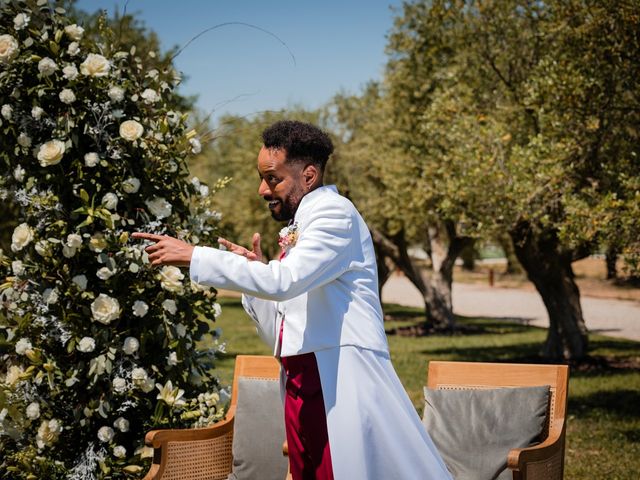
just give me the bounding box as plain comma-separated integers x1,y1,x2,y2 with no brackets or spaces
134,121,451,480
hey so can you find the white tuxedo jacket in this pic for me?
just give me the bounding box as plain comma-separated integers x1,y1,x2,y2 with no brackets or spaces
189,185,389,357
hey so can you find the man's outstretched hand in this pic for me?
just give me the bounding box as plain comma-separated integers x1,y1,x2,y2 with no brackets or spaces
218,233,262,262
132,232,195,267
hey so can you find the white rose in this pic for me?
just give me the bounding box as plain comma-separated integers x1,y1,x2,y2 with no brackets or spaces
91,294,120,324
162,299,177,315
145,197,172,219
13,165,25,182
62,64,79,80
64,24,84,41
13,13,30,30
43,288,59,305
84,152,100,167
167,351,178,366
11,223,33,252
11,260,25,276
5,365,24,386
213,303,222,318
59,88,76,104
80,53,110,77
112,377,127,394
122,177,140,194
113,417,129,432
37,140,65,167
159,266,184,294
15,338,32,355
37,419,62,448
89,234,107,252
67,41,80,56
101,192,118,210
97,426,114,443
17,133,31,147
108,86,124,102
141,377,156,393
26,402,40,420
0,34,19,64
189,138,202,155
122,336,139,355
1,104,12,120
66,234,82,249
167,160,178,173
131,367,148,388
72,274,87,290
113,445,126,458
96,266,116,280
38,57,58,76
77,337,96,353
132,300,148,317
119,120,144,141
31,106,44,120
166,111,180,126
140,88,159,104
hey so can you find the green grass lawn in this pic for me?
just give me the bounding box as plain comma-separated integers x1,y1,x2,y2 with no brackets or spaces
208,298,640,479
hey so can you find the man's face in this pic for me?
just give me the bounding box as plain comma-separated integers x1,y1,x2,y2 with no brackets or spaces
257,146,306,222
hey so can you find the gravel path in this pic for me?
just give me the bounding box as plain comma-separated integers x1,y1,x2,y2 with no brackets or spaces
381,275,640,342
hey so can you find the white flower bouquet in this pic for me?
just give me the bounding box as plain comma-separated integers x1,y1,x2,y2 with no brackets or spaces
0,2,227,478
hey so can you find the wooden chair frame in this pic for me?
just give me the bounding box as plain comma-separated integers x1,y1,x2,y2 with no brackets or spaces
426,361,569,480
143,355,282,480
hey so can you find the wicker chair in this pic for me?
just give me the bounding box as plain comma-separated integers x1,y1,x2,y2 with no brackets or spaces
426,361,569,480
143,355,288,480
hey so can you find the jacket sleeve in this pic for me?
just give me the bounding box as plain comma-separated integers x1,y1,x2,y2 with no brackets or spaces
189,202,353,301
241,294,279,350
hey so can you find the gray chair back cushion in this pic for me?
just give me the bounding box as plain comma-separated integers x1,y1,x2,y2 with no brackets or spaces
227,377,288,480
422,385,550,480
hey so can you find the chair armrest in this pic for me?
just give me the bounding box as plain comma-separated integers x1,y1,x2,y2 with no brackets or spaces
142,408,236,480
145,415,234,448
507,419,565,479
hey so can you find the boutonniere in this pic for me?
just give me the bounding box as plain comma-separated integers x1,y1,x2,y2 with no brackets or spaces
278,222,299,253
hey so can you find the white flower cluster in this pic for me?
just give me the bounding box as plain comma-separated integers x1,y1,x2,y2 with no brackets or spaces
0,3,224,476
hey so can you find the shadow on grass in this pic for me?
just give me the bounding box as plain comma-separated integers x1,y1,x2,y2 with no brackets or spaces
569,389,640,420
423,342,545,363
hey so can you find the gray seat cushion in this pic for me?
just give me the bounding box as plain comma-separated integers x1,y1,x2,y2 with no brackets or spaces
422,385,550,480
227,377,288,480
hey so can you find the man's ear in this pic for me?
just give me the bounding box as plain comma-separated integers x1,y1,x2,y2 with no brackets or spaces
303,164,320,189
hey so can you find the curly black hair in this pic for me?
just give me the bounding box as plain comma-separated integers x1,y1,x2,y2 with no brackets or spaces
262,120,334,170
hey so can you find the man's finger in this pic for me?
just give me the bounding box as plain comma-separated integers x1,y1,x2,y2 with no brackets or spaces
218,237,234,249
252,232,262,257
145,243,162,253
132,232,164,242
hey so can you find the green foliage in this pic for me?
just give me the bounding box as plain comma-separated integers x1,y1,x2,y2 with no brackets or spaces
0,1,224,478
385,0,640,259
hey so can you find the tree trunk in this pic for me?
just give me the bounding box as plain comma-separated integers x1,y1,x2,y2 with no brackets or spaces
498,233,523,274
510,221,589,360
370,228,397,296
605,246,618,280
460,243,476,271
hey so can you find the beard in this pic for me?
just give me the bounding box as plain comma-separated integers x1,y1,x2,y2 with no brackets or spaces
268,184,305,222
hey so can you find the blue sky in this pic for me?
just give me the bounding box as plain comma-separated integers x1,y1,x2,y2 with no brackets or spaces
76,0,403,120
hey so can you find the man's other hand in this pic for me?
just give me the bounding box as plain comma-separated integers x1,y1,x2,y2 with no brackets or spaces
132,232,194,267
218,233,263,262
